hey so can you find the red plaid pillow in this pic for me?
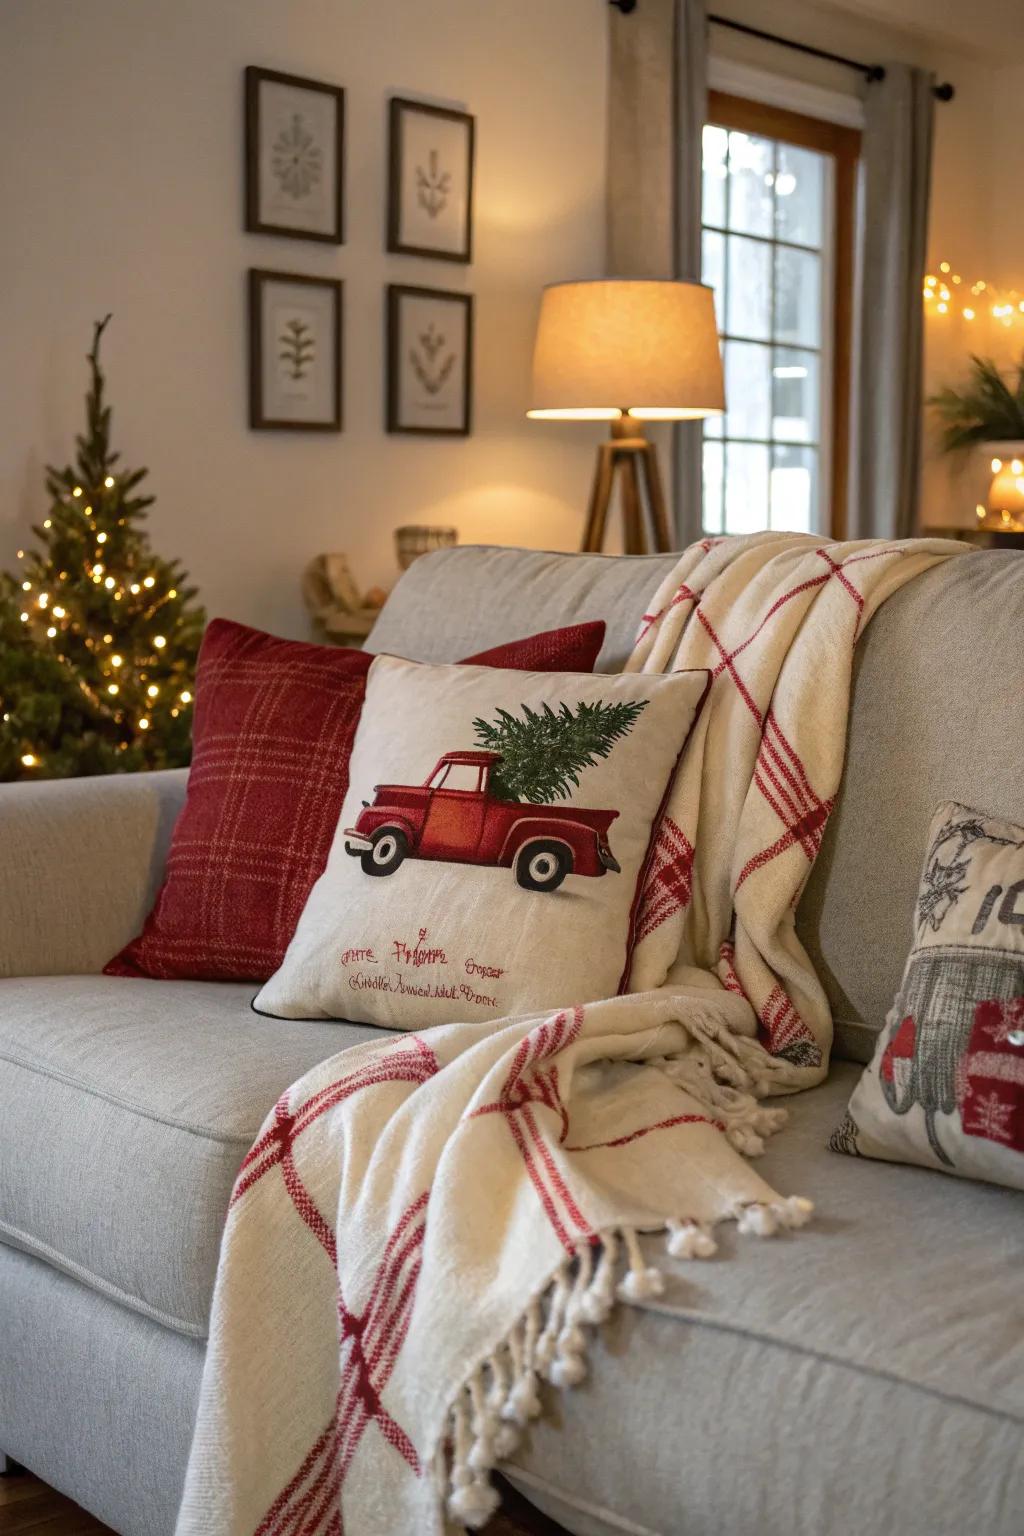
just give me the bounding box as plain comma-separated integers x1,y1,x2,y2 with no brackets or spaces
105,617,606,981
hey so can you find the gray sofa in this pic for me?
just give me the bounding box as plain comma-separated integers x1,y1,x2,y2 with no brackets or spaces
1,544,1022,1536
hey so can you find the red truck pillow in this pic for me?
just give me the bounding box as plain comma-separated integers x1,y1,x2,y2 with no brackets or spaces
105,617,606,983
255,654,710,1028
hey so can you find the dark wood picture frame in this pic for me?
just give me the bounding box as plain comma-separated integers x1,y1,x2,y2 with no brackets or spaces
387,98,475,263
245,66,345,244
386,284,473,437
248,269,343,432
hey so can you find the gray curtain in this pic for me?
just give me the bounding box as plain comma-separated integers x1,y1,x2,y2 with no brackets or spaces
849,64,935,539
608,0,708,545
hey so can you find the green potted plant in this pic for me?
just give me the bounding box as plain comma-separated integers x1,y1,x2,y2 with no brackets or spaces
928,353,1024,454
928,353,1024,530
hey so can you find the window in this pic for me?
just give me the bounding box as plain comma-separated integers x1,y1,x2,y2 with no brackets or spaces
430,762,484,793
700,93,859,537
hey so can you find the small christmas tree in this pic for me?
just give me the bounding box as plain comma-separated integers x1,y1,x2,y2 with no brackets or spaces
0,316,205,781
472,698,647,804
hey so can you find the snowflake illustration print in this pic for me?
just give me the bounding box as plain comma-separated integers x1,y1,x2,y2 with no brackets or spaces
271,113,323,201
245,67,345,243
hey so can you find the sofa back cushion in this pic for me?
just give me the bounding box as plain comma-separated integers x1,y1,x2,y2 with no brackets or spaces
368,545,1024,1061
366,545,670,674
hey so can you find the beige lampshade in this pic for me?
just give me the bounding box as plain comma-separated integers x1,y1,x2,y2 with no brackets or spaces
528,279,725,421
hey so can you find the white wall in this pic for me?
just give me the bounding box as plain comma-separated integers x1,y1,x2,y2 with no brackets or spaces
0,0,609,639
3,0,1019,607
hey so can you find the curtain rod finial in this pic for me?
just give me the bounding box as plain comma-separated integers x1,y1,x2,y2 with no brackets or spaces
934,81,955,101
609,0,637,13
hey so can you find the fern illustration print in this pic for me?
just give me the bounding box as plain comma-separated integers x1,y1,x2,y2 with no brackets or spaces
472,699,648,804
279,318,316,382
410,325,455,396
415,149,451,218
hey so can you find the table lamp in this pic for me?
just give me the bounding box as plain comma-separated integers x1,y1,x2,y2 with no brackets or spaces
528,279,724,553
982,446,1024,533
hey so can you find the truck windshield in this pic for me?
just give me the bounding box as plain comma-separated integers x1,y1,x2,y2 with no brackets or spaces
428,762,485,793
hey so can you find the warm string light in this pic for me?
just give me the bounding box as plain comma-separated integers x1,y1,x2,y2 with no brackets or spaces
925,262,1024,327
9,469,193,771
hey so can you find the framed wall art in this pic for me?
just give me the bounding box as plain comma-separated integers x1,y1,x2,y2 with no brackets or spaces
386,284,473,437
248,269,343,432
245,66,345,243
387,98,475,263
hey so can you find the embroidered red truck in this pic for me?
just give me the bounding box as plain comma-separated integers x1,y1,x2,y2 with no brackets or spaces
343,750,621,893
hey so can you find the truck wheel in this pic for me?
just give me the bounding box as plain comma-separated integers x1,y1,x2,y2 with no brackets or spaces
361,828,408,877
514,839,570,893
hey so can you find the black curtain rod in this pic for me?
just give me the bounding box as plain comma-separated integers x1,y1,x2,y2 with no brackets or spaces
607,3,955,101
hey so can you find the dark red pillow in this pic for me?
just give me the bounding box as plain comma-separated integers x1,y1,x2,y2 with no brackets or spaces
105,617,606,981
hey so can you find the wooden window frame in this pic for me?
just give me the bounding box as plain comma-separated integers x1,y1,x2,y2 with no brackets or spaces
706,91,861,539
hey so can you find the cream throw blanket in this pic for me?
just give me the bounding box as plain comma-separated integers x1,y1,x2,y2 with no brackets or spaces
177,533,962,1536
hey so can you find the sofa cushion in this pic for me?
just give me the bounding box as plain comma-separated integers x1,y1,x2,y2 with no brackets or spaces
509,1059,1024,1536
4,1023,1019,1536
366,544,676,675
0,976,389,1337
833,801,1024,1191
802,549,1024,1063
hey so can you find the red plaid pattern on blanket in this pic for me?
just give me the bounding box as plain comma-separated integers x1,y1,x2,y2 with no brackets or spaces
106,617,605,981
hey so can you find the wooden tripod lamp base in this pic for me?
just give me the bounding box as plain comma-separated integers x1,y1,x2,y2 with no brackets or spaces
528,279,726,558
582,417,672,555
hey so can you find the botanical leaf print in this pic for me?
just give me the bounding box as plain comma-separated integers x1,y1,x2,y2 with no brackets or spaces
279,319,315,381
410,325,454,396
416,149,451,218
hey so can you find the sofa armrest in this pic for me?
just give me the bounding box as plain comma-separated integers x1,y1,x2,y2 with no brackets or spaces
0,768,187,977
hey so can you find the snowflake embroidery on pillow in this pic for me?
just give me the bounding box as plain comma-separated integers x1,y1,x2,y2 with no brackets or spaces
974,996,1024,1046
964,1091,1016,1145
960,998,1024,1155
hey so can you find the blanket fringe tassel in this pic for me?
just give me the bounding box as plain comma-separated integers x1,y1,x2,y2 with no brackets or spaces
442,1198,813,1528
